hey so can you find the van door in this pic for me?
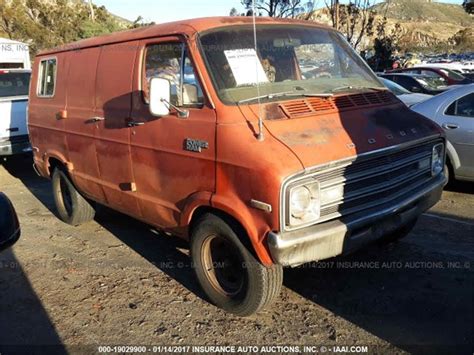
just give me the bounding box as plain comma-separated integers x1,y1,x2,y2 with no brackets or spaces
441,93,474,179
65,48,104,202
129,39,216,229
94,41,141,216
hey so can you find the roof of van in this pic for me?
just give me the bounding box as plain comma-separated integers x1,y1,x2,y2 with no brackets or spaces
37,16,332,56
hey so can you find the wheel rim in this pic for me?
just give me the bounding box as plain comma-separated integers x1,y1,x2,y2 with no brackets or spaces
201,234,246,298
59,176,73,216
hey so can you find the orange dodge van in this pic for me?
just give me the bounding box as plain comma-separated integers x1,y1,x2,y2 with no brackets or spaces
29,17,447,316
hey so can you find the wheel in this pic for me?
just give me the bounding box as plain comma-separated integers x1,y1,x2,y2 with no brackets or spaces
191,213,283,317
52,168,95,226
377,219,418,246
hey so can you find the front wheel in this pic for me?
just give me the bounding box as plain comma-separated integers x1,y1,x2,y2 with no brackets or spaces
191,213,283,317
52,168,95,226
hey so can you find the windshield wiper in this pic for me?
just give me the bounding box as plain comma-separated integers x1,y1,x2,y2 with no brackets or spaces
238,91,333,104
329,86,387,93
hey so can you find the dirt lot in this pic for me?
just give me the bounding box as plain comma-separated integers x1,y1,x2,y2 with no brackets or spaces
0,155,472,354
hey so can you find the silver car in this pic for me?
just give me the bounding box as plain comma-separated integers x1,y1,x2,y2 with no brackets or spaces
412,84,474,182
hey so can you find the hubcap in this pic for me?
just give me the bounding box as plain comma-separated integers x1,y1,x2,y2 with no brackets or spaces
201,235,246,298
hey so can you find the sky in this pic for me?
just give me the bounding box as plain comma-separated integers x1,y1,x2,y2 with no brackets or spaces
92,0,464,24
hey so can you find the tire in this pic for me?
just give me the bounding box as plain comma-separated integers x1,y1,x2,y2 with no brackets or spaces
52,168,95,226
444,164,450,183
191,213,283,317
377,218,418,245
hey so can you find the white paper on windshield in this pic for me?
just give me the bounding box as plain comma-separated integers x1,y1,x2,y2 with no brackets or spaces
224,49,269,86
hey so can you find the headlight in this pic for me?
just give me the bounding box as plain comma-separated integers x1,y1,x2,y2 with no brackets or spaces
432,143,445,176
288,181,320,227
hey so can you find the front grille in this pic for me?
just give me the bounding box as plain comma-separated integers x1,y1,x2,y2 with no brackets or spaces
312,140,440,224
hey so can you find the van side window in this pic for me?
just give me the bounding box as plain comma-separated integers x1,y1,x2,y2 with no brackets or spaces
143,43,204,107
38,58,57,97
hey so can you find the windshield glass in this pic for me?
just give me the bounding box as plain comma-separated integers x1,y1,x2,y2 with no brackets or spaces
415,76,445,90
0,72,30,98
380,78,411,96
439,68,465,81
199,25,384,104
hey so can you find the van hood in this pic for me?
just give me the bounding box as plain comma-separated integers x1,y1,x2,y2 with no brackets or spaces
243,97,442,169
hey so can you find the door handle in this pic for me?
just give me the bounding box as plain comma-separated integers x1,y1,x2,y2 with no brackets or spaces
86,117,105,124
127,120,145,127
442,123,459,130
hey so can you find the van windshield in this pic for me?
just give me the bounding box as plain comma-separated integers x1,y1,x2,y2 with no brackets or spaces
199,25,384,104
0,72,30,98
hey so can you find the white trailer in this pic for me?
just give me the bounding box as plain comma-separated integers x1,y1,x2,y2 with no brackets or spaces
0,38,31,70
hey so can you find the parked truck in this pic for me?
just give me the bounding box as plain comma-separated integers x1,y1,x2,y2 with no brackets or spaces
0,39,31,156
0,69,31,156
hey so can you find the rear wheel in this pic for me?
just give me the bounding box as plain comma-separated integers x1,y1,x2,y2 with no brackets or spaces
191,213,283,316
52,168,95,226
377,219,418,245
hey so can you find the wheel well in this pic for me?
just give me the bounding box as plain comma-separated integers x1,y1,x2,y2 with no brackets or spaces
189,206,256,257
445,155,455,178
48,158,65,177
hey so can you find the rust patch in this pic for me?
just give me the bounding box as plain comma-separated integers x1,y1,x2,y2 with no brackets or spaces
278,127,343,147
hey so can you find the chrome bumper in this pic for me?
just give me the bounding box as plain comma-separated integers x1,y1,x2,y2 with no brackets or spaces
267,174,447,267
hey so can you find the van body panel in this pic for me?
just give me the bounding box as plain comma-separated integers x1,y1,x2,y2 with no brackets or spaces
94,41,141,216
129,37,217,229
212,119,305,265
29,53,69,169
37,18,333,57
245,102,444,169
64,47,104,201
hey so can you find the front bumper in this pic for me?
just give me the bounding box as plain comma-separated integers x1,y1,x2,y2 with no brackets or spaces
0,135,31,156
267,174,447,267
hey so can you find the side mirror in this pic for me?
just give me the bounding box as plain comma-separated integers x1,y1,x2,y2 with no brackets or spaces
0,193,20,252
149,77,171,117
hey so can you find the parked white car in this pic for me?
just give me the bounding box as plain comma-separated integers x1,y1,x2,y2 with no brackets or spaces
411,84,474,182
0,69,31,156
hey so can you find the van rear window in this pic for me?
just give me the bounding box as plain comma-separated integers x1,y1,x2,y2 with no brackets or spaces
38,58,56,97
0,72,30,98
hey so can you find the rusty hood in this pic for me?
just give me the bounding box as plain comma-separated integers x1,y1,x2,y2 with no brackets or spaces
242,93,443,169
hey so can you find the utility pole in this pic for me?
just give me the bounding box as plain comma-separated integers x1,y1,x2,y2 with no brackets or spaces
335,0,339,31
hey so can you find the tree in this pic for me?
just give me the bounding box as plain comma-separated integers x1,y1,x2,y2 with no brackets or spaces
0,0,127,55
229,7,241,16
462,0,474,14
369,18,402,72
241,0,314,18
325,0,377,51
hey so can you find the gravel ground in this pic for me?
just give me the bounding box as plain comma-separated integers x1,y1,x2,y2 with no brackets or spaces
0,155,472,355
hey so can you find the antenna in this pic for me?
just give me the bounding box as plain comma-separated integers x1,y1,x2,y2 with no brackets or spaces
252,0,265,141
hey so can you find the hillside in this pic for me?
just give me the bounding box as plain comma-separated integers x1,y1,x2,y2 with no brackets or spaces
0,0,133,54
373,0,473,27
309,0,473,52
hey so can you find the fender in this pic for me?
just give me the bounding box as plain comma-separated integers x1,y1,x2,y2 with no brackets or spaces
210,194,274,266
42,150,73,177
446,140,461,171
180,191,213,227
